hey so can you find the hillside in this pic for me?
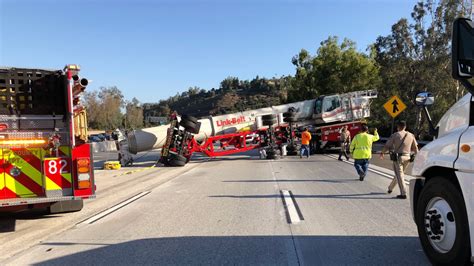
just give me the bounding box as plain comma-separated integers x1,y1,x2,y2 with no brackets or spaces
143,77,290,120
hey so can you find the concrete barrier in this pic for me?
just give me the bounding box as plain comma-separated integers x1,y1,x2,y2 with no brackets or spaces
92,141,118,153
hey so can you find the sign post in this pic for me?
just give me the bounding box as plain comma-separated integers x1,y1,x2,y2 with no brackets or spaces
383,95,407,133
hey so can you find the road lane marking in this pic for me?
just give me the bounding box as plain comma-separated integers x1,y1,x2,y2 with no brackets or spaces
77,191,151,225
281,190,301,224
326,154,409,185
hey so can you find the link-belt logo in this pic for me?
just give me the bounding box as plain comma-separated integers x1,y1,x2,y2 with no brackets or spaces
216,116,247,127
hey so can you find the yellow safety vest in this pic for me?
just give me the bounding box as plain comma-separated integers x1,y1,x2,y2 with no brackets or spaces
349,131,379,159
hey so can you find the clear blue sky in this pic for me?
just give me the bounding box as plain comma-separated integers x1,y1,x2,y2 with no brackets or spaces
1,0,416,104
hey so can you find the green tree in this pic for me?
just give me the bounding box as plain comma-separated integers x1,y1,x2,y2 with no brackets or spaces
83,91,101,129
288,36,380,102
372,0,471,136
84,86,124,130
124,97,144,129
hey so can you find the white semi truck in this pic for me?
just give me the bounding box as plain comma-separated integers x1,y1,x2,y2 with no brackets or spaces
119,90,377,166
409,17,474,265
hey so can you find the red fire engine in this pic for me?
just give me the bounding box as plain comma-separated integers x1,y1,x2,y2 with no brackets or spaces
0,65,95,213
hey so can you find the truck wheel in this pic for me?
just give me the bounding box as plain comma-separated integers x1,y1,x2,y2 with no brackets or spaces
180,120,196,132
286,145,298,156
181,114,198,123
283,112,295,118
415,177,470,265
168,154,187,167
283,117,297,123
266,150,277,159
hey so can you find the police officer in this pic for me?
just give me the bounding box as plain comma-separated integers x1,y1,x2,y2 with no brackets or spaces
338,125,351,161
349,124,379,181
380,120,418,199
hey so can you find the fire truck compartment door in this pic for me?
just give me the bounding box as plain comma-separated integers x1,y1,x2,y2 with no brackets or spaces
0,148,45,198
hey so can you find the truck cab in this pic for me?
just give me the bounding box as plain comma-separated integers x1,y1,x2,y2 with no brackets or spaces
409,17,474,265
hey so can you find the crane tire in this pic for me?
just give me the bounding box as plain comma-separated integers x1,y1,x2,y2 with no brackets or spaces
180,120,196,131
168,154,187,167
181,114,198,123
283,112,296,118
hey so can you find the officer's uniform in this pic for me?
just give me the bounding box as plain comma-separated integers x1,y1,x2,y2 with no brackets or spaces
383,130,418,196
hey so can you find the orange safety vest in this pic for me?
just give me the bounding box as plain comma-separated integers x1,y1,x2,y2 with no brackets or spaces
301,131,312,145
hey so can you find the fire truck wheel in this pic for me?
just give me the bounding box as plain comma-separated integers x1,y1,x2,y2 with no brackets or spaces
181,114,198,123
283,112,296,118
168,154,187,167
180,120,197,131
415,177,470,265
262,114,276,120
283,117,298,123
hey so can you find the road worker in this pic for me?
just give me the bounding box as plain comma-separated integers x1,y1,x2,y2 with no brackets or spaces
380,120,418,199
349,124,379,181
300,127,311,158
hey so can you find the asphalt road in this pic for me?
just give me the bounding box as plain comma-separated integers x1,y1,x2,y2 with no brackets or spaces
4,151,429,265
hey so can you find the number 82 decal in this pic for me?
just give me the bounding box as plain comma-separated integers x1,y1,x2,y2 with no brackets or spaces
45,158,70,175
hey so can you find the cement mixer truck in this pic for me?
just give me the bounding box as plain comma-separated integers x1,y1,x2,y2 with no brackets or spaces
119,89,377,166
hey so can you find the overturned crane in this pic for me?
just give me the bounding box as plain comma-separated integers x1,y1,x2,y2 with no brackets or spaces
119,90,377,166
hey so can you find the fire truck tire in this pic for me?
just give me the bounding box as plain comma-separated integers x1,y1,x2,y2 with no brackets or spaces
262,114,276,120
283,117,297,123
415,177,470,265
181,114,198,123
283,112,296,118
168,154,187,167
48,199,83,214
180,120,197,131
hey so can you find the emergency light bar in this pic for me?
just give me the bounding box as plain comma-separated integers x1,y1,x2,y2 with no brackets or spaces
0,139,47,145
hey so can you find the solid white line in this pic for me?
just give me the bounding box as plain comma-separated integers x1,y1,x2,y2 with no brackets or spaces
281,190,301,224
78,191,151,225
326,154,409,185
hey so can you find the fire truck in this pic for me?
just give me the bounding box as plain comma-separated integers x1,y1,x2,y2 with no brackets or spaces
119,89,377,166
0,65,95,213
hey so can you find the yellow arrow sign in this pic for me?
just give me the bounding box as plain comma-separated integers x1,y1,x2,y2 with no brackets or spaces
383,95,407,118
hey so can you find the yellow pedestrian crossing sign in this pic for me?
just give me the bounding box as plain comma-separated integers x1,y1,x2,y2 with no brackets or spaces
383,95,406,118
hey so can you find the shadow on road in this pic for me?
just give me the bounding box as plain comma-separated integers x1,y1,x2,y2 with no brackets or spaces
36,235,428,265
0,209,58,233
